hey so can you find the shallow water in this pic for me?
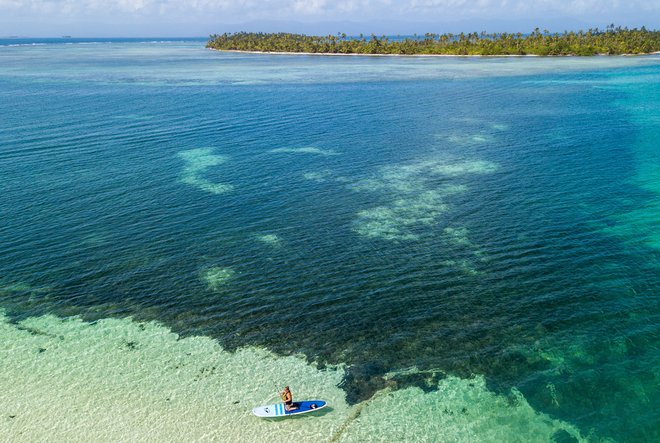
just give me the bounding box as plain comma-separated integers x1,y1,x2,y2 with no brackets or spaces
1,40,659,441
0,311,582,442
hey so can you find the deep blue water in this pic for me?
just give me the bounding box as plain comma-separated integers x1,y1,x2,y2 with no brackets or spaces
1,40,659,441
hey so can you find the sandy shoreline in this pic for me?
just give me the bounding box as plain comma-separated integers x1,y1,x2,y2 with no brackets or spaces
211,48,660,58
0,310,585,442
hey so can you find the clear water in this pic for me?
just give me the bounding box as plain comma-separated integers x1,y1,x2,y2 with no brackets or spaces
1,40,658,442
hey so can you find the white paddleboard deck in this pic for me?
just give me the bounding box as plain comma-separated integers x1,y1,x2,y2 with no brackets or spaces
253,400,327,418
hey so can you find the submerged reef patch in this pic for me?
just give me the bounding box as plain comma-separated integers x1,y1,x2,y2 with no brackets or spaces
178,148,233,194
0,282,33,294
353,191,452,241
440,259,480,276
491,123,509,131
341,368,585,443
445,133,494,146
443,226,471,246
511,332,659,441
349,159,497,241
255,234,283,247
200,266,235,290
0,281,52,302
303,170,333,182
270,147,339,156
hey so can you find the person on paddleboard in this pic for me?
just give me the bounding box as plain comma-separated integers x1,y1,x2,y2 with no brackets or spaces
281,386,297,411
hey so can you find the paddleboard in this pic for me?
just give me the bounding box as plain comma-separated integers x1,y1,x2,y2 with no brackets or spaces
252,400,327,418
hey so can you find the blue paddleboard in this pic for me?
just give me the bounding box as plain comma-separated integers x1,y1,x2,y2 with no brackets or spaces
252,400,327,418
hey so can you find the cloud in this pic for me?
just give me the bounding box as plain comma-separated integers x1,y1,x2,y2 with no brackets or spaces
3,0,654,17
404,0,657,17
0,0,656,36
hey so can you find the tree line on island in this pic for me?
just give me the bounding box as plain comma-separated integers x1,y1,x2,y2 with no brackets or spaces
207,26,660,56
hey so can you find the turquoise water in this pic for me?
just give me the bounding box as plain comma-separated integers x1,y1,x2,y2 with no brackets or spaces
1,39,659,441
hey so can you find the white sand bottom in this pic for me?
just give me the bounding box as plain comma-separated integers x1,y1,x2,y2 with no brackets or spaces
0,310,585,442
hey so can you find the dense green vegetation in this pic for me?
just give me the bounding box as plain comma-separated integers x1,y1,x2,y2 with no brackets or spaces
208,26,660,56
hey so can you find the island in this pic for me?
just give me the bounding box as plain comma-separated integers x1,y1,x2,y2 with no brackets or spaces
207,26,660,56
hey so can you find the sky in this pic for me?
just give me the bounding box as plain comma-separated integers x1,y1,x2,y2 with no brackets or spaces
1,0,658,37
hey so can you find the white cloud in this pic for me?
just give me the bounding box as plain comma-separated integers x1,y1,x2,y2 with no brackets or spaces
0,0,656,35
3,0,654,16
403,0,657,16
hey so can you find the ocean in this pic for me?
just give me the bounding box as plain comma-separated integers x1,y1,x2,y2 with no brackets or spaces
0,38,658,442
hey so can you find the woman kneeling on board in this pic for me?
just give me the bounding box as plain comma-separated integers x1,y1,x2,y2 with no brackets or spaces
281,386,297,411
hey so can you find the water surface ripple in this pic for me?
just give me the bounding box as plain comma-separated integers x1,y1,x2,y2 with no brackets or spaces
1,41,659,442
